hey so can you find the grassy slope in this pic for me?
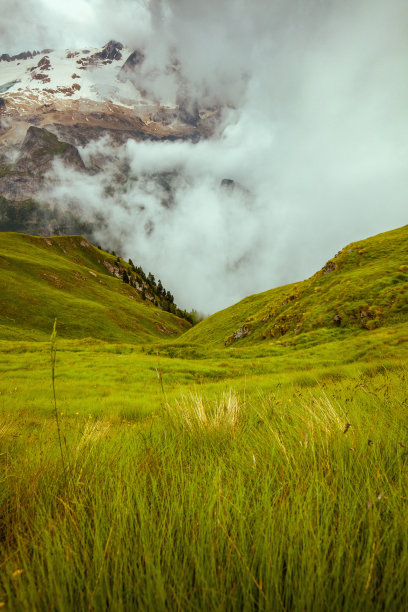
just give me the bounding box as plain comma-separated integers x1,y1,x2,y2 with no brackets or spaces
1,349,408,610
183,224,408,347
1,226,408,609
0,232,190,342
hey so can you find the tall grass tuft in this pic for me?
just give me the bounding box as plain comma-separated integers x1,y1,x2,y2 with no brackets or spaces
50,318,67,484
1,366,408,610
165,391,246,437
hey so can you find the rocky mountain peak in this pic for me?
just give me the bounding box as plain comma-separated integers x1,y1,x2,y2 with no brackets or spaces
93,40,124,62
0,49,52,63
16,126,85,174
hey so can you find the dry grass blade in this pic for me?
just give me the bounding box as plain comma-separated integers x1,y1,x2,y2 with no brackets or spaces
166,391,244,436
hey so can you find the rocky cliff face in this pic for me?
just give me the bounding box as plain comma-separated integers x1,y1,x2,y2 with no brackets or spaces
93,40,124,62
0,49,52,62
0,126,85,200
0,125,92,237
16,126,85,174
119,49,145,75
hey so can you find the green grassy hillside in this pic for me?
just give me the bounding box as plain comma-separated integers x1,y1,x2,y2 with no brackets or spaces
183,225,408,347
1,225,408,610
0,232,191,342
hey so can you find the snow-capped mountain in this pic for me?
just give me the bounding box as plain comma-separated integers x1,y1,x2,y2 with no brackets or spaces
0,40,221,150
1,42,156,107
0,40,230,251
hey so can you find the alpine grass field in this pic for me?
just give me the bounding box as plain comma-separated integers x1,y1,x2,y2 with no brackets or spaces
1,226,408,610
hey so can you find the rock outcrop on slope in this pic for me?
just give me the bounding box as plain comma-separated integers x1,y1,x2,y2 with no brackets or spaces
0,126,85,200
93,40,124,62
16,126,85,174
119,49,145,74
0,49,52,62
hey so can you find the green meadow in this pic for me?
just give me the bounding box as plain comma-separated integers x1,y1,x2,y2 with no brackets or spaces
0,228,408,610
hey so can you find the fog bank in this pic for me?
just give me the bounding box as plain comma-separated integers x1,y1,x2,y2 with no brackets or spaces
27,0,408,312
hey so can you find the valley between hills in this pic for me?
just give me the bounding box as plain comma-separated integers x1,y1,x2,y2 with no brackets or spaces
0,223,407,610
1,33,408,612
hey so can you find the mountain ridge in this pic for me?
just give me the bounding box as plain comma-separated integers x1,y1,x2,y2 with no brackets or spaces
0,40,221,151
0,232,192,342
182,224,408,347
1,225,407,348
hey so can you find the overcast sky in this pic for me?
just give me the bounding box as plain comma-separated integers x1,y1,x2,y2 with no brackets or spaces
2,1,408,313
0,0,151,54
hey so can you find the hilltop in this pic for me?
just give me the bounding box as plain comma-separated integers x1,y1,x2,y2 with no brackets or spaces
182,224,408,347
0,232,191,342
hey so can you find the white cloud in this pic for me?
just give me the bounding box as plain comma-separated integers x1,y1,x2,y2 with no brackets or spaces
0,0,150,53
8,0,408,312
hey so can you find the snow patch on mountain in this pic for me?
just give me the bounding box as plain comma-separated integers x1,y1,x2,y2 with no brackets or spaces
0,41,173,109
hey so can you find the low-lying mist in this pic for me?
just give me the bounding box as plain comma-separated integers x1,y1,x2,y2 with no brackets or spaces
39,0,408,312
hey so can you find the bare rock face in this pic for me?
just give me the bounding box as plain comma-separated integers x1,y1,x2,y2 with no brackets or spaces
224,325,251,346
0,126,85,200
95,40,124,61
178,100,200,127
0,50,41,62
118,50,145,81
176,84,200,127
0,126,91,235
122,49,144,70
37,56,51,71
29,55,52,83
74,41,124,70
321,261,337,275
15,126,85,174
